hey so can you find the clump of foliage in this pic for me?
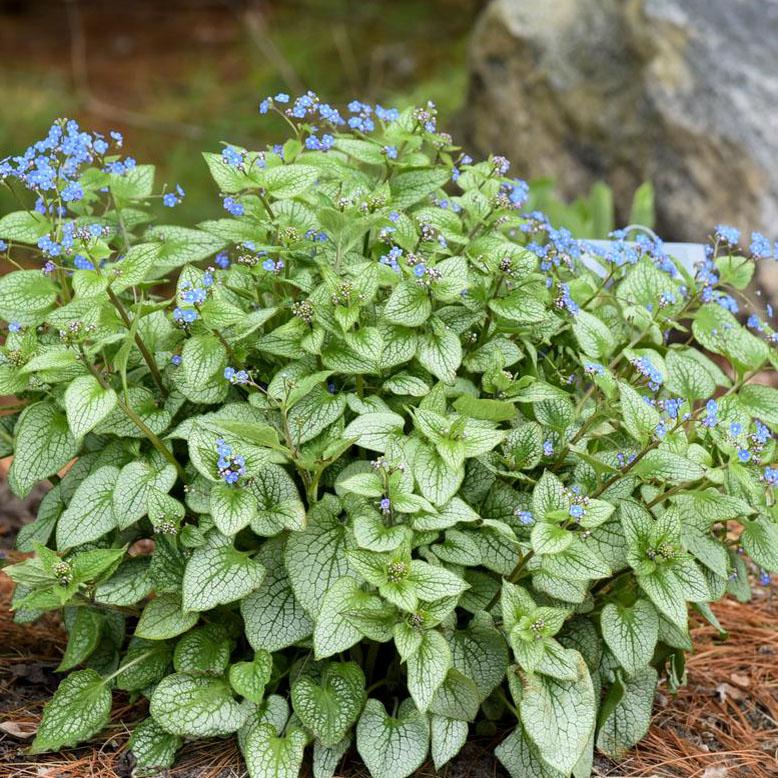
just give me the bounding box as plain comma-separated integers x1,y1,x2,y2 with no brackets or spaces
1,95,777,778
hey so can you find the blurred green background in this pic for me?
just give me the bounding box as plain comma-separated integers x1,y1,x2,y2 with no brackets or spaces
0,0,652,238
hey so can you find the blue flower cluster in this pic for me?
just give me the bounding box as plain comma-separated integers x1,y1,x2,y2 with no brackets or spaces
223,196,244,217
714,224,740,246
163,185,185,208
749,231,778,260
0,120,129,197
632,356,663,392
224,366,250,385
216,439,246,485
258,92,399,134
513,508,534,526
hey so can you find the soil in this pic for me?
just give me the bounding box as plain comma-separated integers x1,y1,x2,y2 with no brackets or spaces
1,483,777,778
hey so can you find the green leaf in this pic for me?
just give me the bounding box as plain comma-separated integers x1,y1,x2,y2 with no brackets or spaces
173,624,232,676
740,518,778,572
738,384,778,427
113,456,177,529
596,668,657,757
210,481,258,536
182,531,266,612
128,717,182,777
149,673,249,737
572,310,616,359
229,651,273,703
715,254,754,290
115,638,173,691
110,164,155,200
148,225,227,269
261,163,320,198
292,662,365,746
430,714,468,770
29,669,111,753
135,593,198,640
693,303,767,371
285,510,351,617
182,334,227,387
637,567,687,629
519,658,596,774
343,412,405,452
390,167,450,209
632,449,705,483
618,381,661,444
241,538,313,652
202,151,262,192
56,466,120,550
286,386,347,445
600,600,658,676
242,723,307,778
495,724,565,778
414,442,463,506
314,576,390,659
489,292,547,324
416,318,462,384
665,349,716,400
384,281,432,327
450,612,509,701
356,698,430,778
248,464,306,535
110,243,160,292
57,607,103,672
0,210,51,244
8,402,78,499
453,394,516,422
406,630,452,712
95,557,153,606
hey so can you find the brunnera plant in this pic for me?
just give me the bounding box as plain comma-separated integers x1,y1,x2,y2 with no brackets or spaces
1,94,777,778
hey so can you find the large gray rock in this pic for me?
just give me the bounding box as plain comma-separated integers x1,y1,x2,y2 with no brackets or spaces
464,0,778,242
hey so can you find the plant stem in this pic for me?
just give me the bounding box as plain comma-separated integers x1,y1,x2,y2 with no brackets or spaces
106,287,167,396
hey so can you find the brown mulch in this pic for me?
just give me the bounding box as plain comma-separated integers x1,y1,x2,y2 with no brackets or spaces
1,511,778,776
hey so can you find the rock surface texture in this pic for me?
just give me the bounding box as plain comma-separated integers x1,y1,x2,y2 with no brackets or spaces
465,0,778,242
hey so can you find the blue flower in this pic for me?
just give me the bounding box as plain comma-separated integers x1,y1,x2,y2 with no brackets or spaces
569,504,585,520
73,255,95,271
655,422,667,440
171,354,182,366
274,93,290,103
543,440,554,457
749,232,774,259
383,145,398,160
215,251,230,269
173,307,198,324
702,399,718,428
181,287,207,305
223,197,244,217
222,146,245,168
8,321,22,333
714,224,740,245
583,362,605,376
737,448,751,463
379,497,391,515
262,258,276,272
61,182,83,202
513,509,534,526
224,366,250,385
763,466,778,485
413,264,426,277
759,569,772,586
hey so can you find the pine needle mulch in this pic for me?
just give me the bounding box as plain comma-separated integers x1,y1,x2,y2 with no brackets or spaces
1,562,777,778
